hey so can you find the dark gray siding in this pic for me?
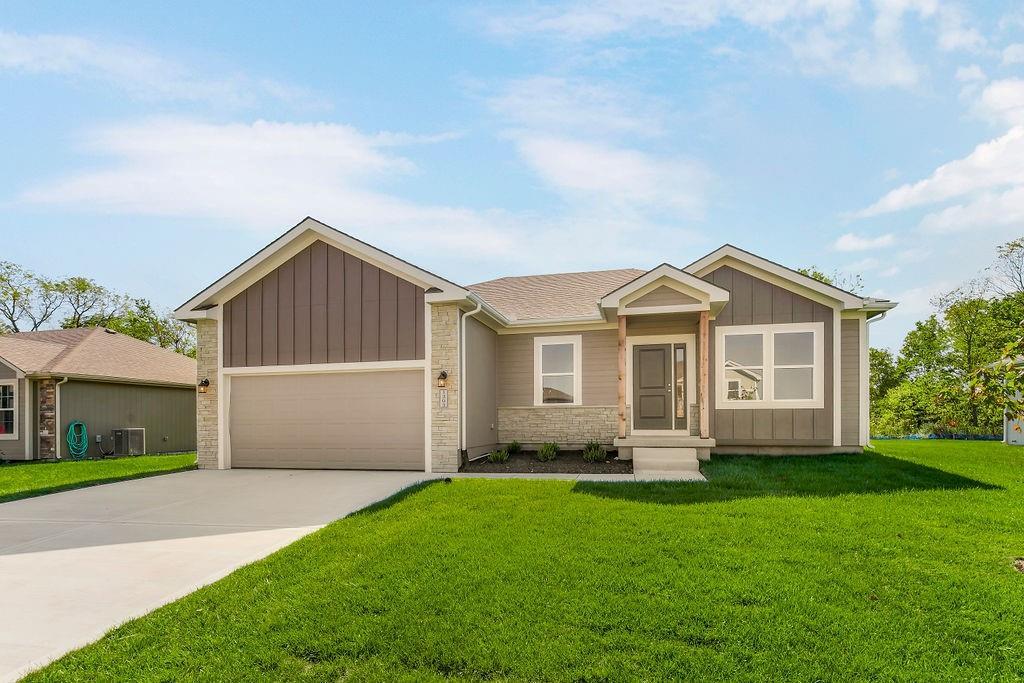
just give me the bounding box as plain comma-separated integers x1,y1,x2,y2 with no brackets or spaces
59,380,196,458
223,240,425,367
841,318,861,446
704,265,834,446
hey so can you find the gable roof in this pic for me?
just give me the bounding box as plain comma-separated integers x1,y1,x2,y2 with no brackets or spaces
0,328,196,387
469,269,644,322
175,216,468,320
599,263,731,310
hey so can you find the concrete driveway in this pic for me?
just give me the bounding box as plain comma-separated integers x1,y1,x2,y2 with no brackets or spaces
0,468,429,682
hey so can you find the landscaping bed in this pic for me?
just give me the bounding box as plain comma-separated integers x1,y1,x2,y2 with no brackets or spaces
463,450,631,474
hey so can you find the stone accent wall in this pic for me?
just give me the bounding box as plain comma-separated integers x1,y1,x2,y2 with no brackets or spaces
38,378,56,458
497,406,618,447
430,303,460,472
196,318,219,469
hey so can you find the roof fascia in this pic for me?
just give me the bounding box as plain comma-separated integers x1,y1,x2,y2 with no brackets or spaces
600,264,730,309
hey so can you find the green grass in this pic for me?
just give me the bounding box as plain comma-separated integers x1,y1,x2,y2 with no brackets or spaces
29,441,1024,681
0,453,197,504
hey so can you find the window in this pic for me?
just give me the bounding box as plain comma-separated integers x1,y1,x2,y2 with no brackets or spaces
534,335,582,406
0,383,15,438
716,323,824,409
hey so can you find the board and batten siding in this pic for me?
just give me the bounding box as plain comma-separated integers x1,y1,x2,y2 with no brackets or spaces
703,265,834,446
840,318,861,446
497,329,618,407
223,240,425,367
59,380,196,458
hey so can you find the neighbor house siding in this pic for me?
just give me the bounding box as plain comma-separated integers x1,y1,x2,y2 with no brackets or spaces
704,265,834,446
465,317,498,458
841,318,861,446
223,240,425,367
58,380,196,458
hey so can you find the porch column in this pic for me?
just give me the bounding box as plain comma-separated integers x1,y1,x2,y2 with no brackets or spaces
699,310,709,439
617,314,626,438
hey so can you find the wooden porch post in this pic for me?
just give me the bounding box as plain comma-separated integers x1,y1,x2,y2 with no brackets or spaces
617,314,626,438
699,310,710,439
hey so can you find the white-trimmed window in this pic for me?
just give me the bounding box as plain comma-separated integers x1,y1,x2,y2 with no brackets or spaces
0,383,16,439
715,322,825,409
534,335,582,406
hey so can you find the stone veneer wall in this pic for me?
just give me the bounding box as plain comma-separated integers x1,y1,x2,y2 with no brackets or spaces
430,303,460,472
38,378,56,458
195,318,219,469
497,406,617,447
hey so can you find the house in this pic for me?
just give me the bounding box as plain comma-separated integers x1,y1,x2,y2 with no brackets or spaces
0,327,197,460
174,217,896,474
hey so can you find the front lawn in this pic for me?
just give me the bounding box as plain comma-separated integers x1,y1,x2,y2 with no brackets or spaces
30,441,1024,681
0,453,197,504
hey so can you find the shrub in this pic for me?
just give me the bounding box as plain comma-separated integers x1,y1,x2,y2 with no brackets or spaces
536,442,559,462
582,440,605,463
507,440,522,454
488,448,510,463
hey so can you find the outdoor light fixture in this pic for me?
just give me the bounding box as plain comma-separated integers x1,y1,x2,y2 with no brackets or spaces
436,371,448,388
198,378,210,394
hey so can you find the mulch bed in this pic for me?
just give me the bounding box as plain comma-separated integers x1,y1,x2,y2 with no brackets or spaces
462,451,632,474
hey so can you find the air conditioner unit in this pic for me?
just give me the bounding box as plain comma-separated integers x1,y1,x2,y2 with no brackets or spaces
112,428,145,456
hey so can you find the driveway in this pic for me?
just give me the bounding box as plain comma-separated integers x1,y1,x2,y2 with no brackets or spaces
0,468,428,682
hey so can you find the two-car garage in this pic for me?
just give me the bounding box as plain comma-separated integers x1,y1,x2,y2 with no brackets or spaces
228,370,425,470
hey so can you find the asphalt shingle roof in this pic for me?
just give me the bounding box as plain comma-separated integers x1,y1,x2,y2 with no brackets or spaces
469,268,645,322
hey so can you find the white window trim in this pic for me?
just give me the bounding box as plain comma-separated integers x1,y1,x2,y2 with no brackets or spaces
715,322,825,410
533,335,583,407
0,380,18,441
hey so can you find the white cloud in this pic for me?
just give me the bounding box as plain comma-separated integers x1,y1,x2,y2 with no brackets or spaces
833,232,895,251
977,78,1024,126
511,135,709,216
1003,43,1024,65
486,76,664,137
859,126,1024,216
918,187,1024,234
0,30,323,108
955,64,985,82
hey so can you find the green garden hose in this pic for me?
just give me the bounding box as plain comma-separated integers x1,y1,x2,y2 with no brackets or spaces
67,421,89,459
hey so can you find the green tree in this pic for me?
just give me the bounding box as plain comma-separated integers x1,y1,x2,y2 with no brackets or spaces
869,347,902,406
57,277,118,329
84,298,196,358
796,266,864,294
0,262,66,332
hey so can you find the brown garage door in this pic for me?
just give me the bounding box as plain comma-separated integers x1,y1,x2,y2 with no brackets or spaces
229,370,424,470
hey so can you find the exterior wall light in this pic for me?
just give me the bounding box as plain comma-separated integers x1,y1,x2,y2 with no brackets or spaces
198,378,210,394
436,371,448,388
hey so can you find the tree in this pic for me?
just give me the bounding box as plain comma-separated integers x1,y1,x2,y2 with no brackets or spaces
0,262,66,331
897,315,948,378
57,277,118,329
869,347,902,407
797,265,864,294
84,298,196,358
987,237,1024,296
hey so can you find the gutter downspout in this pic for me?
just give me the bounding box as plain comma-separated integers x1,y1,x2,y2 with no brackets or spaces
459,299,484,461
54,376,69,459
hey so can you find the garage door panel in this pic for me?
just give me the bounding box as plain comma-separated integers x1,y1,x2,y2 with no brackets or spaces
230,370,424,470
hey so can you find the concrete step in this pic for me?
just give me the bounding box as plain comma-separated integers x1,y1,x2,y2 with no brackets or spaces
633,470,707,482
632,447,701,473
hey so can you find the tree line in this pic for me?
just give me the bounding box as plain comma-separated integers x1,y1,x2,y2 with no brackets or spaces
0,261,195,357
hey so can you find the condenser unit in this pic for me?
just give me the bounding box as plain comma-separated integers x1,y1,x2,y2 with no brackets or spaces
112,428,146,456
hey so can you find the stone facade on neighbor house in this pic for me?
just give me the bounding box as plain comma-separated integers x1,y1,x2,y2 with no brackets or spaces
195,318,219,469
497,406,618,447
431,303,460,472
38,378,56,458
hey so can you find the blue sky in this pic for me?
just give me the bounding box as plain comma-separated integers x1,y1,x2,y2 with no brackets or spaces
2,1,1024,350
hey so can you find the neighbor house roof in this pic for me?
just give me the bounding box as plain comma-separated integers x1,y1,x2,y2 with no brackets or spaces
0,328,196,387
469,269,645,322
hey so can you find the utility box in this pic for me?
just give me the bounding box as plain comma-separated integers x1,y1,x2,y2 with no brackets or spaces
112,428,146,456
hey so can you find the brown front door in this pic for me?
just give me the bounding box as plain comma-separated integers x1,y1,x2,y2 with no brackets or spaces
633,344,672,430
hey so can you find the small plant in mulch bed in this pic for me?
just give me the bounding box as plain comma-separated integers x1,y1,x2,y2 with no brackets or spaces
507,440,522,454
536,442,560,462
488,448,510,464
582,440,605,463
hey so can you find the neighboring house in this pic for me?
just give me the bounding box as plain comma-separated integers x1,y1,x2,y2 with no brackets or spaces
174,217,896,474
0,327,197,460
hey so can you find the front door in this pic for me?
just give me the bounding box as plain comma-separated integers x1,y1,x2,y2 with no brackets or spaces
633,344,673,430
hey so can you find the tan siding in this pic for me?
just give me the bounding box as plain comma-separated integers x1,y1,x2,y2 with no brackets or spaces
497,329,618,407
626,316,698,336
841,318,861,446
465,317,498,455
224,240,425,367
0,377,29,459
705,265,834,446
625,285,700,308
